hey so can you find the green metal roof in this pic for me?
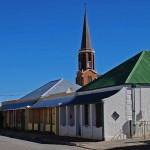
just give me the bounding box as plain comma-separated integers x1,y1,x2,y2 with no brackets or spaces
78,51,150,92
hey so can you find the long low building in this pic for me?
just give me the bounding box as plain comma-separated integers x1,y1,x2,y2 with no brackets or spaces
2,51,150,141
1,78,80,132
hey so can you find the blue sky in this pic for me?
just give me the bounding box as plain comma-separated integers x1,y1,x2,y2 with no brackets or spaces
0,0,150,102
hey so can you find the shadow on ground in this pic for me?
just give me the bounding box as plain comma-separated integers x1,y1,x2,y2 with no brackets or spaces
107,140,150,150
0,129,99,145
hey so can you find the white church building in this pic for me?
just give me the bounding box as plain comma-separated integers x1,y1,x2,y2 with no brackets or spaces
59,51,150,141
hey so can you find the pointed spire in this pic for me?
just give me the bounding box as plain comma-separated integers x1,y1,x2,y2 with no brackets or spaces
80,9,92,50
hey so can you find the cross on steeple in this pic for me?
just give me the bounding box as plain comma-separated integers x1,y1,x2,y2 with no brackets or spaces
84,1,86,12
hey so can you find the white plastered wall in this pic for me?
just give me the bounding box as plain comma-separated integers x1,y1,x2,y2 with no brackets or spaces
134,86,150,138
103,86,131,141
134,86,150,122
80,104,103,139
103,85,150,141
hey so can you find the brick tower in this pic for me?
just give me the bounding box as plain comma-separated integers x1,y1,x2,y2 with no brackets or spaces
76,11,97,86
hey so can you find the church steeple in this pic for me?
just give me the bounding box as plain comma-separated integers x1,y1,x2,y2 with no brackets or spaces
76,9,97,86
80,11,92,50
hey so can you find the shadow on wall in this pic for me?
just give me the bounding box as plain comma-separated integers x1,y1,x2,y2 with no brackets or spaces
122,121,131,138
112,121,131,140
136,110,143,121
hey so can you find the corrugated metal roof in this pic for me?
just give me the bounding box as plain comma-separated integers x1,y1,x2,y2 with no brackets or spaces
2,100,38,110
126,51,150,83
31,95,75,108
20,79,61,100
68,90,119,105
20,78,81,100
1,78,81,110
78,51,150,92
41,78,81,97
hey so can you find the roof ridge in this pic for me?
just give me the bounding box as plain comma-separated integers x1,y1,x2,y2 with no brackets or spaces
41,78,63,97
19,78,62,100
125,51,145,83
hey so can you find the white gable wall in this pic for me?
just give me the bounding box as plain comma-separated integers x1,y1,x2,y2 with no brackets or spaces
103,86,131,141
103,85,150,141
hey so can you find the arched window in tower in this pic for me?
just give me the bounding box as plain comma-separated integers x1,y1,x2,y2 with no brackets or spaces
79,54,81,69
93,54,95,70
88,76,92,83
81,53,86,70
87,53,92,69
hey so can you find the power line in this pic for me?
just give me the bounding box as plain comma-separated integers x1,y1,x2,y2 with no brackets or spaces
0,94,25,97
0,89,32,93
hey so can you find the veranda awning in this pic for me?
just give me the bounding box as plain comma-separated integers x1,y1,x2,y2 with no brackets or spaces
31,95,75,108
2,100,38,110
68,90,119,105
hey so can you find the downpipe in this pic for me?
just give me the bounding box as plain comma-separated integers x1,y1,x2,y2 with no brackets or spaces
131,84,136,137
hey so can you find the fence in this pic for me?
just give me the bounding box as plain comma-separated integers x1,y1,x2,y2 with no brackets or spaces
133,121,150,139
